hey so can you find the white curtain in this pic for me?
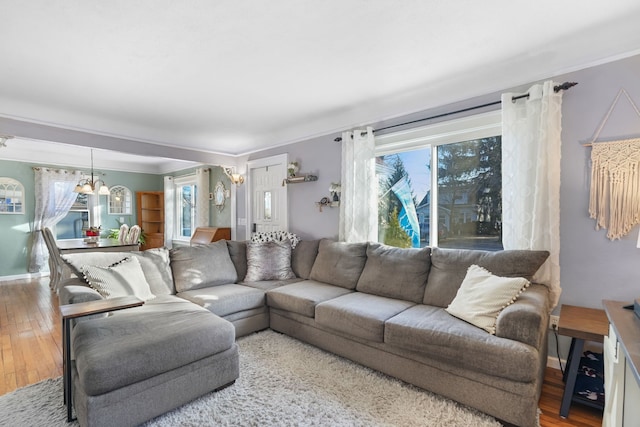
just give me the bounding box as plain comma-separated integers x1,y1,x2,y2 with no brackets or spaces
195,167,210,228
501,80,563,309
29,168,81,273
339,126,377,242
164,176,174,248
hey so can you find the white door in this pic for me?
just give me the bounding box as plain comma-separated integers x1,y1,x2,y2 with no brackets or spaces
246,154,288,238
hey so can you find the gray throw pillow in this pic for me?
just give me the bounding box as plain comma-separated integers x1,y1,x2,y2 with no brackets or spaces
244,241,296,282
356,243,431,303
309,239,368,289
170,240,238,293
423,247,549,307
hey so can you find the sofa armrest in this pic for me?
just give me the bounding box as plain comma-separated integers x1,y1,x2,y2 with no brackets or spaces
495,283,550,349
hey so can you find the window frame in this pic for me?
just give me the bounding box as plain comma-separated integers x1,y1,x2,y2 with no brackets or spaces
0,177,25,214
173,175,197,243
375,110,502,248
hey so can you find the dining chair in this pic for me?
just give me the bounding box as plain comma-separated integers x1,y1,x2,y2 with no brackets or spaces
43,227,72,293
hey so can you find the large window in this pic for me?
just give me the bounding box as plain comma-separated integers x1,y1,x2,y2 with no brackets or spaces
174,176,197,240
376,111,503,251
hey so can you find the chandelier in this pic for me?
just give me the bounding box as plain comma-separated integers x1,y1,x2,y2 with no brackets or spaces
74,149,110,195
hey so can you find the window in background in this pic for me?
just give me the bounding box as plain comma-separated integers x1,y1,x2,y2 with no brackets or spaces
174,176,197,240
375,111,503,251
108,185,132,215
57,192,90,239
0,177,24,214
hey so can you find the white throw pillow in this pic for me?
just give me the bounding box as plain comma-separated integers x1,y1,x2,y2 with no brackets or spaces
81,256,156,301
445,264,529,334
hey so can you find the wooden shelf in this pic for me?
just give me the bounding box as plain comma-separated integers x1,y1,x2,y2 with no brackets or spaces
136,191,164,250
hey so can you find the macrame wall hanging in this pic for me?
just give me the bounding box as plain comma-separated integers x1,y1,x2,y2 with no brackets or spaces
587,89,640,241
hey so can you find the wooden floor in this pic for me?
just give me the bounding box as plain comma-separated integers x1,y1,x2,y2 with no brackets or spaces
0,278,603,426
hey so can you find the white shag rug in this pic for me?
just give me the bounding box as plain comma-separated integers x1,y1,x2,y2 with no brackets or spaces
0,330,504,427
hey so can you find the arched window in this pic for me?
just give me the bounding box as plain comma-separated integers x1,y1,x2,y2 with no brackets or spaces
0,177,25,214
108,185,132,215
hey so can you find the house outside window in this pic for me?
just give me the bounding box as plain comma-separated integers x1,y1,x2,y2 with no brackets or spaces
173,175,197,241
375,111,503,251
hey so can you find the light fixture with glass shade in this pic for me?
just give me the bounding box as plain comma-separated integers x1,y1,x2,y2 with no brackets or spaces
74,149,110,195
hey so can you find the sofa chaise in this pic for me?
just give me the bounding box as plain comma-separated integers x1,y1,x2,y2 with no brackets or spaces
60,237,551,427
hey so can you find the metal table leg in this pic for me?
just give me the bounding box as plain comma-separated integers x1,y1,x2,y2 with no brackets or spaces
560,337,584,418
63,318,74,421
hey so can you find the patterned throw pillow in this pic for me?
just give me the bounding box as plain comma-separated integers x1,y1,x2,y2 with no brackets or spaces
81,257,156,301
250,231,300,249
244,240,296,282
445,264,529,334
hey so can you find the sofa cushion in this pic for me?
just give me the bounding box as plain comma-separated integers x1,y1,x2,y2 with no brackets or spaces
315,293,415,342
73,298,235,396
240,278,303,291
423,248,549,307
244,241,296,282
177,284,266,317
62,247,175,295
291,239,320,279
170,240,238,292
309,239,368,289
81,257,156,301
266,280,352,318
445,265,530,334
384,305,539,382
226,240,248,282
356,243,431,303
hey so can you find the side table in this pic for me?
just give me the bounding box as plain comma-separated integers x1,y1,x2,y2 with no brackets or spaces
60,296,144,421
558,304,609,418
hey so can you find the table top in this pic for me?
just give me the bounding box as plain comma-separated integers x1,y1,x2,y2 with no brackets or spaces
60,296,144,319
56,238,139,251
558,304,609,343
603,300,640,389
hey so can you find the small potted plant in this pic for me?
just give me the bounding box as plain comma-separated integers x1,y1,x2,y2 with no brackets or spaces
287,162,299,178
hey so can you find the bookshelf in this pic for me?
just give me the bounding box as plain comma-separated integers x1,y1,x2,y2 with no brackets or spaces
136,191,164,250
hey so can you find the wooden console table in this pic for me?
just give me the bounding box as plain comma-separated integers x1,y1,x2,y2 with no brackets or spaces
558,304,609,418
60,296,144,421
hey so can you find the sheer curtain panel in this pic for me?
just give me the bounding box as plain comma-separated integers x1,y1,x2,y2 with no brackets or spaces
501,80,563,308
29,168,81,273
339,127,377,242
163,176,175,248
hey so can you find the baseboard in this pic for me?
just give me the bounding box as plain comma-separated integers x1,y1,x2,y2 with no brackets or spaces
547,355,566,370
0,272,49,282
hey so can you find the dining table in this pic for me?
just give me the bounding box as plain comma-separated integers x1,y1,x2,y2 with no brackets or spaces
56,238,139,254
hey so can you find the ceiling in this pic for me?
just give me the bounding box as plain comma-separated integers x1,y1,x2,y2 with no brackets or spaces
2,1,640,170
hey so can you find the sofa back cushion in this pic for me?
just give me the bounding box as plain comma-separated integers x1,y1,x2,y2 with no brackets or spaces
356,243,431,303
226,240,248,281
170,240,238,293
291,239,320,279
423,247,549,307
62,247,175,295
309,239,368,289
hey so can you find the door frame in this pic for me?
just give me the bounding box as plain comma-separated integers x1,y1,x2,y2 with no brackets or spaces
245,153,289,240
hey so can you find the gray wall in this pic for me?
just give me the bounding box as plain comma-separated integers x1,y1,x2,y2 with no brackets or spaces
245,135,342,241
244,54,640,314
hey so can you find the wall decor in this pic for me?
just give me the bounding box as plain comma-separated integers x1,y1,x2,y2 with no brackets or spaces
586,89,640,240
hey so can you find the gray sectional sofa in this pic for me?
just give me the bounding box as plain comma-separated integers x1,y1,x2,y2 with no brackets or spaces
60,238,551,427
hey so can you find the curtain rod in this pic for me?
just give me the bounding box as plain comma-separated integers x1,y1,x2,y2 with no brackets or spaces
334,81,578,142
